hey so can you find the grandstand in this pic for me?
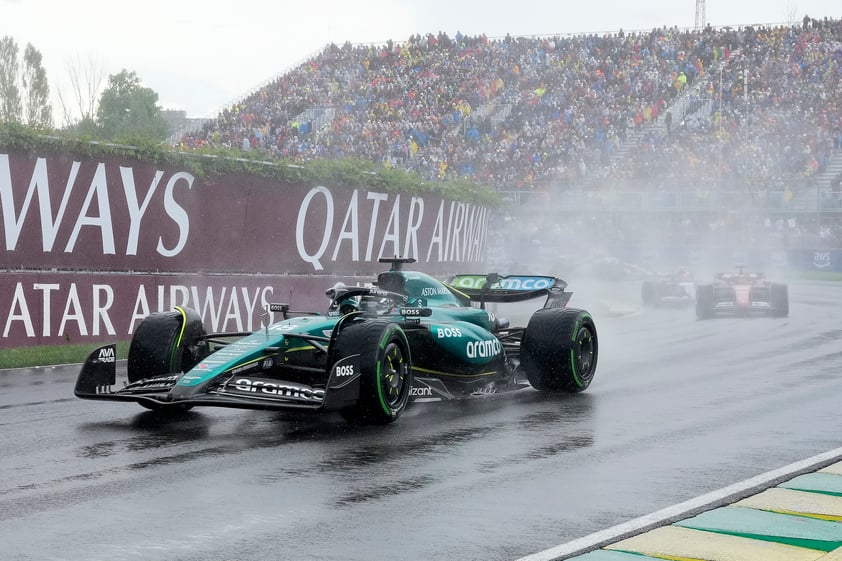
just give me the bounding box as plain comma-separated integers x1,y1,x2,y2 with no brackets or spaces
178,17,842,257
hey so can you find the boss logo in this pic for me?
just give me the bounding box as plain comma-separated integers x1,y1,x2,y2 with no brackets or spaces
335,365,355,376
437,327,462,338
401,307,431,318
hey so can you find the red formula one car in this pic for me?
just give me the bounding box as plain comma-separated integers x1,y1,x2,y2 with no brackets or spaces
695,268,789,319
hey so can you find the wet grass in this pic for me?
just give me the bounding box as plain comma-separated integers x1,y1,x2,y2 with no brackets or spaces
0,341,129,369
784,271,842,281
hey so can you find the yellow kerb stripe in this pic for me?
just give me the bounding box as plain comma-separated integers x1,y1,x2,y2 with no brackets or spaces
820,462,842,476
606,525,824,561
735,488,842,521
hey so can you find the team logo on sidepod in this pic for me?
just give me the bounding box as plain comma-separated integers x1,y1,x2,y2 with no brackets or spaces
465,338,501,358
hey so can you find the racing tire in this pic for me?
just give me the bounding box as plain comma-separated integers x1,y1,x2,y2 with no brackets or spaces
127,306,209,411
520,308,597,393
770,283,789,318
336,320,412,425
641,281,657,306
695,284,714,320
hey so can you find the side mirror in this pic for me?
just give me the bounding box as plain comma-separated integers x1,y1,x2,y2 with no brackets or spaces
262,303,290,332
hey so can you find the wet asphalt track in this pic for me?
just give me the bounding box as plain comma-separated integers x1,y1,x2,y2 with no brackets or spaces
0,279,840,561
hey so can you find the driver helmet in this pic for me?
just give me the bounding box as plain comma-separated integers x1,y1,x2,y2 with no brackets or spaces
338,297,359,315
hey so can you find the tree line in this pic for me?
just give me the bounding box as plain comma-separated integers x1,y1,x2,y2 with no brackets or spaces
0,36,169,142
0,36,499,207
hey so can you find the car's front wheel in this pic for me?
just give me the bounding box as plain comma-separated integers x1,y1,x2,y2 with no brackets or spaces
335,320,412,424
128,306,208,383
127,306,209,411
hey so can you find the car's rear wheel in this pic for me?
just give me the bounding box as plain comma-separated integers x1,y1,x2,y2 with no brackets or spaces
695,284,714,320
127,306,208,411
770,283,789,317
336,320,412,424
520,308,597,393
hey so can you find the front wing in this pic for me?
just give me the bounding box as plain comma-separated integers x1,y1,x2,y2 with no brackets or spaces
711,286,775,314
74,344,363,413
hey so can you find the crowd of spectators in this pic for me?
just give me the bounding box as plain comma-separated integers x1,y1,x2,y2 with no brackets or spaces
601,18,842,206
179,25,736,188
179,17,842,251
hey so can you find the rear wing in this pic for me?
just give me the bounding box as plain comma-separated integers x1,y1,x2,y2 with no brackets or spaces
445,273,571,308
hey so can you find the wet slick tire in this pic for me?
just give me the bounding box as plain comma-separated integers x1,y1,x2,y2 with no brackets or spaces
770,283,789,317
336,320,412,425
521,308,597,393
127,306,208,411
695,284,714,320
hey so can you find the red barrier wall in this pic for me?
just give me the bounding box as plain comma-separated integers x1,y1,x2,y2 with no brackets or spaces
0,150,490,347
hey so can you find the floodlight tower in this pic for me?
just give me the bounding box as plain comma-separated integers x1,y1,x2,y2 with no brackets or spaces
695,0,706,30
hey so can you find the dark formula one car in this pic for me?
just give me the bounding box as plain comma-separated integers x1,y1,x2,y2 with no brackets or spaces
75,258,598,424
641,269,695,307
695,268,789,319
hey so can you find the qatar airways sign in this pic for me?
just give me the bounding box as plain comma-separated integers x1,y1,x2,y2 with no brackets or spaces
0,153,193,270
294,186,488,271
0,152,489,274
0,271,330,347
0,150,490,347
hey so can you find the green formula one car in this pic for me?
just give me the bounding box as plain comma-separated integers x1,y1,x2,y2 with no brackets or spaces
75,258,598,424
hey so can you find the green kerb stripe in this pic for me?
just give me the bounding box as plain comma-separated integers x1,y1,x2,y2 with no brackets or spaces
782,473,842,496
693,530,835,552
676,506,842,552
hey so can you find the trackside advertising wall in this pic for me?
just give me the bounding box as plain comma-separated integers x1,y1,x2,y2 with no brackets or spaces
0,150,490,347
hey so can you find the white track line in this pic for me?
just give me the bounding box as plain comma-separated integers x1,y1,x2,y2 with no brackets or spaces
515,446,842,561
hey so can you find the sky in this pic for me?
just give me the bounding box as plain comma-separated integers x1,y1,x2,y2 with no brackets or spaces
1,0,840,122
